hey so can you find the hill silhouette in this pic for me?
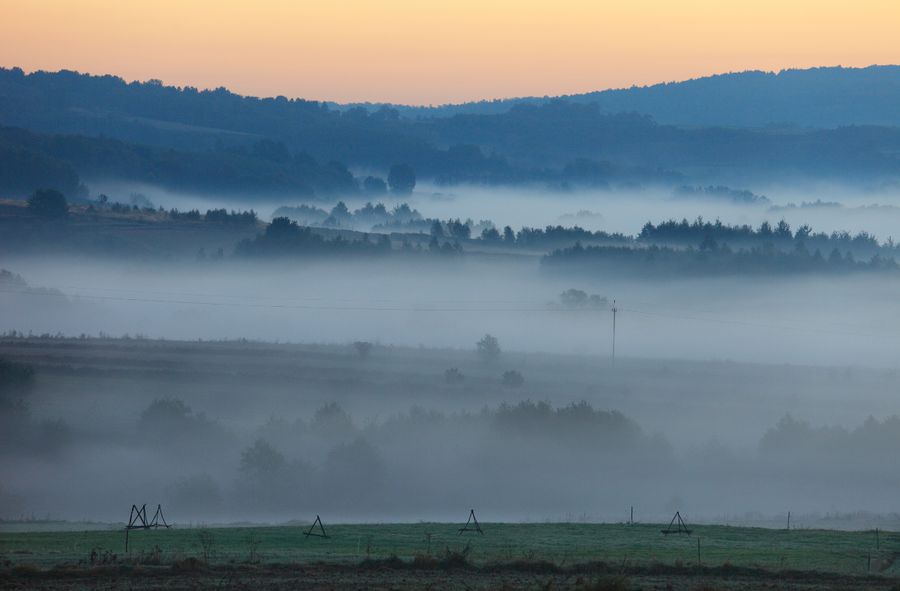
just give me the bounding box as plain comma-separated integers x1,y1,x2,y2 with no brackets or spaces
3,66,900,196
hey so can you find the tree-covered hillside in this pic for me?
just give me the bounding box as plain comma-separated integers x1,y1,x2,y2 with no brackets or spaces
4,67,900,190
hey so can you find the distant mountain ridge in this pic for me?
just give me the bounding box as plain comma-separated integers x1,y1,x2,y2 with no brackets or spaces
3,65,900,196
5,65,900,130
349,66,900,128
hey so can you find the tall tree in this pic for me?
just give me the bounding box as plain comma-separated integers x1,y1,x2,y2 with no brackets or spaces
27,189,68,218
388,164,416,195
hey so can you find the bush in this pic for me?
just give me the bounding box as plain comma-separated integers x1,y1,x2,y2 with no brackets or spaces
388,163,416,195
440,543,471,569
363,176,388,195
0,358,35,415
353,341,373,358
27,189,68,218
476,334,501,362
502,370,524,387
444,368,464,384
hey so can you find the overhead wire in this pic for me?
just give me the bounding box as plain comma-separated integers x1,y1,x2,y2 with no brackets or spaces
1,285,899,339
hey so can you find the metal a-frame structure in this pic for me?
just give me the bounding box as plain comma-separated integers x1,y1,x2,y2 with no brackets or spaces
303,515,329,538
124,504,170,551
661,511,692,536
458,509,483,535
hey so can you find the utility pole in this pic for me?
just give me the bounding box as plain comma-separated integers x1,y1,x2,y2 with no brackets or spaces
611,299,618,366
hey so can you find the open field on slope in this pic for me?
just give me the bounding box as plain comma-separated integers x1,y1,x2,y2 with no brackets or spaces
2,334,899,454
2,522,898,574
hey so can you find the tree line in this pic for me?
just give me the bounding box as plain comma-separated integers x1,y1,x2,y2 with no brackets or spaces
10,67,900,192
638,217,894,258
542,241,899,277
273,200,423,230
0,125,418,201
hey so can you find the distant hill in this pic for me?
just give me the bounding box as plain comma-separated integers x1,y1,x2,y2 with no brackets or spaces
3,66,900,191
377,66,900,128
0,67,516,182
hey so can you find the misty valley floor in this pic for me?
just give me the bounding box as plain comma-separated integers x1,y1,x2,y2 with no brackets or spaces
3,335,900,523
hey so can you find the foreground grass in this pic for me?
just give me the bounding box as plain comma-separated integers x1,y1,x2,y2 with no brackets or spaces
1,522,897,578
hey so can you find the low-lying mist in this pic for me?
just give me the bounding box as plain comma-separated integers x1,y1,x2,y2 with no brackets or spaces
3,344,900,526
4,255,900,368
89,178,900,241
5,177,900,530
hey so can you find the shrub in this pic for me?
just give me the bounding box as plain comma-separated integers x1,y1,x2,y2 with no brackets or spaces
353,341,373,358
444,368,464,384
476,334,501,362
502,370,524,387
27,189,68,218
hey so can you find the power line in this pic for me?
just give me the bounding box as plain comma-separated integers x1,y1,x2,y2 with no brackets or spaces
0,287,580,313
2,286,899,340
48,284,553,306
617,306,885,338
611,298,618,366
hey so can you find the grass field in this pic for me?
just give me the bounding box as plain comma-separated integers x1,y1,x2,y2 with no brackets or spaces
2,522,898,577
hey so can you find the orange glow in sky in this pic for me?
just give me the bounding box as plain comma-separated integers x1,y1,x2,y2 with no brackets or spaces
2,0,899,105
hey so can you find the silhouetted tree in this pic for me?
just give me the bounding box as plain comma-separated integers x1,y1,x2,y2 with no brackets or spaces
329,201,351,220
447,218,471,240
321,438,385,506
140,398,192,426
388,163,416,195
481,227,501,241
27,189,68,218
0,358,34,416
444,367,464,384
310,402,358,442
476,334,501,362
236,438,307,509
239,439,286,479
353,341,373,358
559,288,588,307
363,176,387,195
501,370,524,387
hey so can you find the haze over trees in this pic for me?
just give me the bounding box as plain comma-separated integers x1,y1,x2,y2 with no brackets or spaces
5,67,900,198
6,59,900,547
543,241,899,277
476,334,501,362
0,126,359,199
235,217,393,257
7,336,900,525
273,201,423,231
387,163,416,195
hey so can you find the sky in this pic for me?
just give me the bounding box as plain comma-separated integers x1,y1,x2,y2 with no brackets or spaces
2,0,899,105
